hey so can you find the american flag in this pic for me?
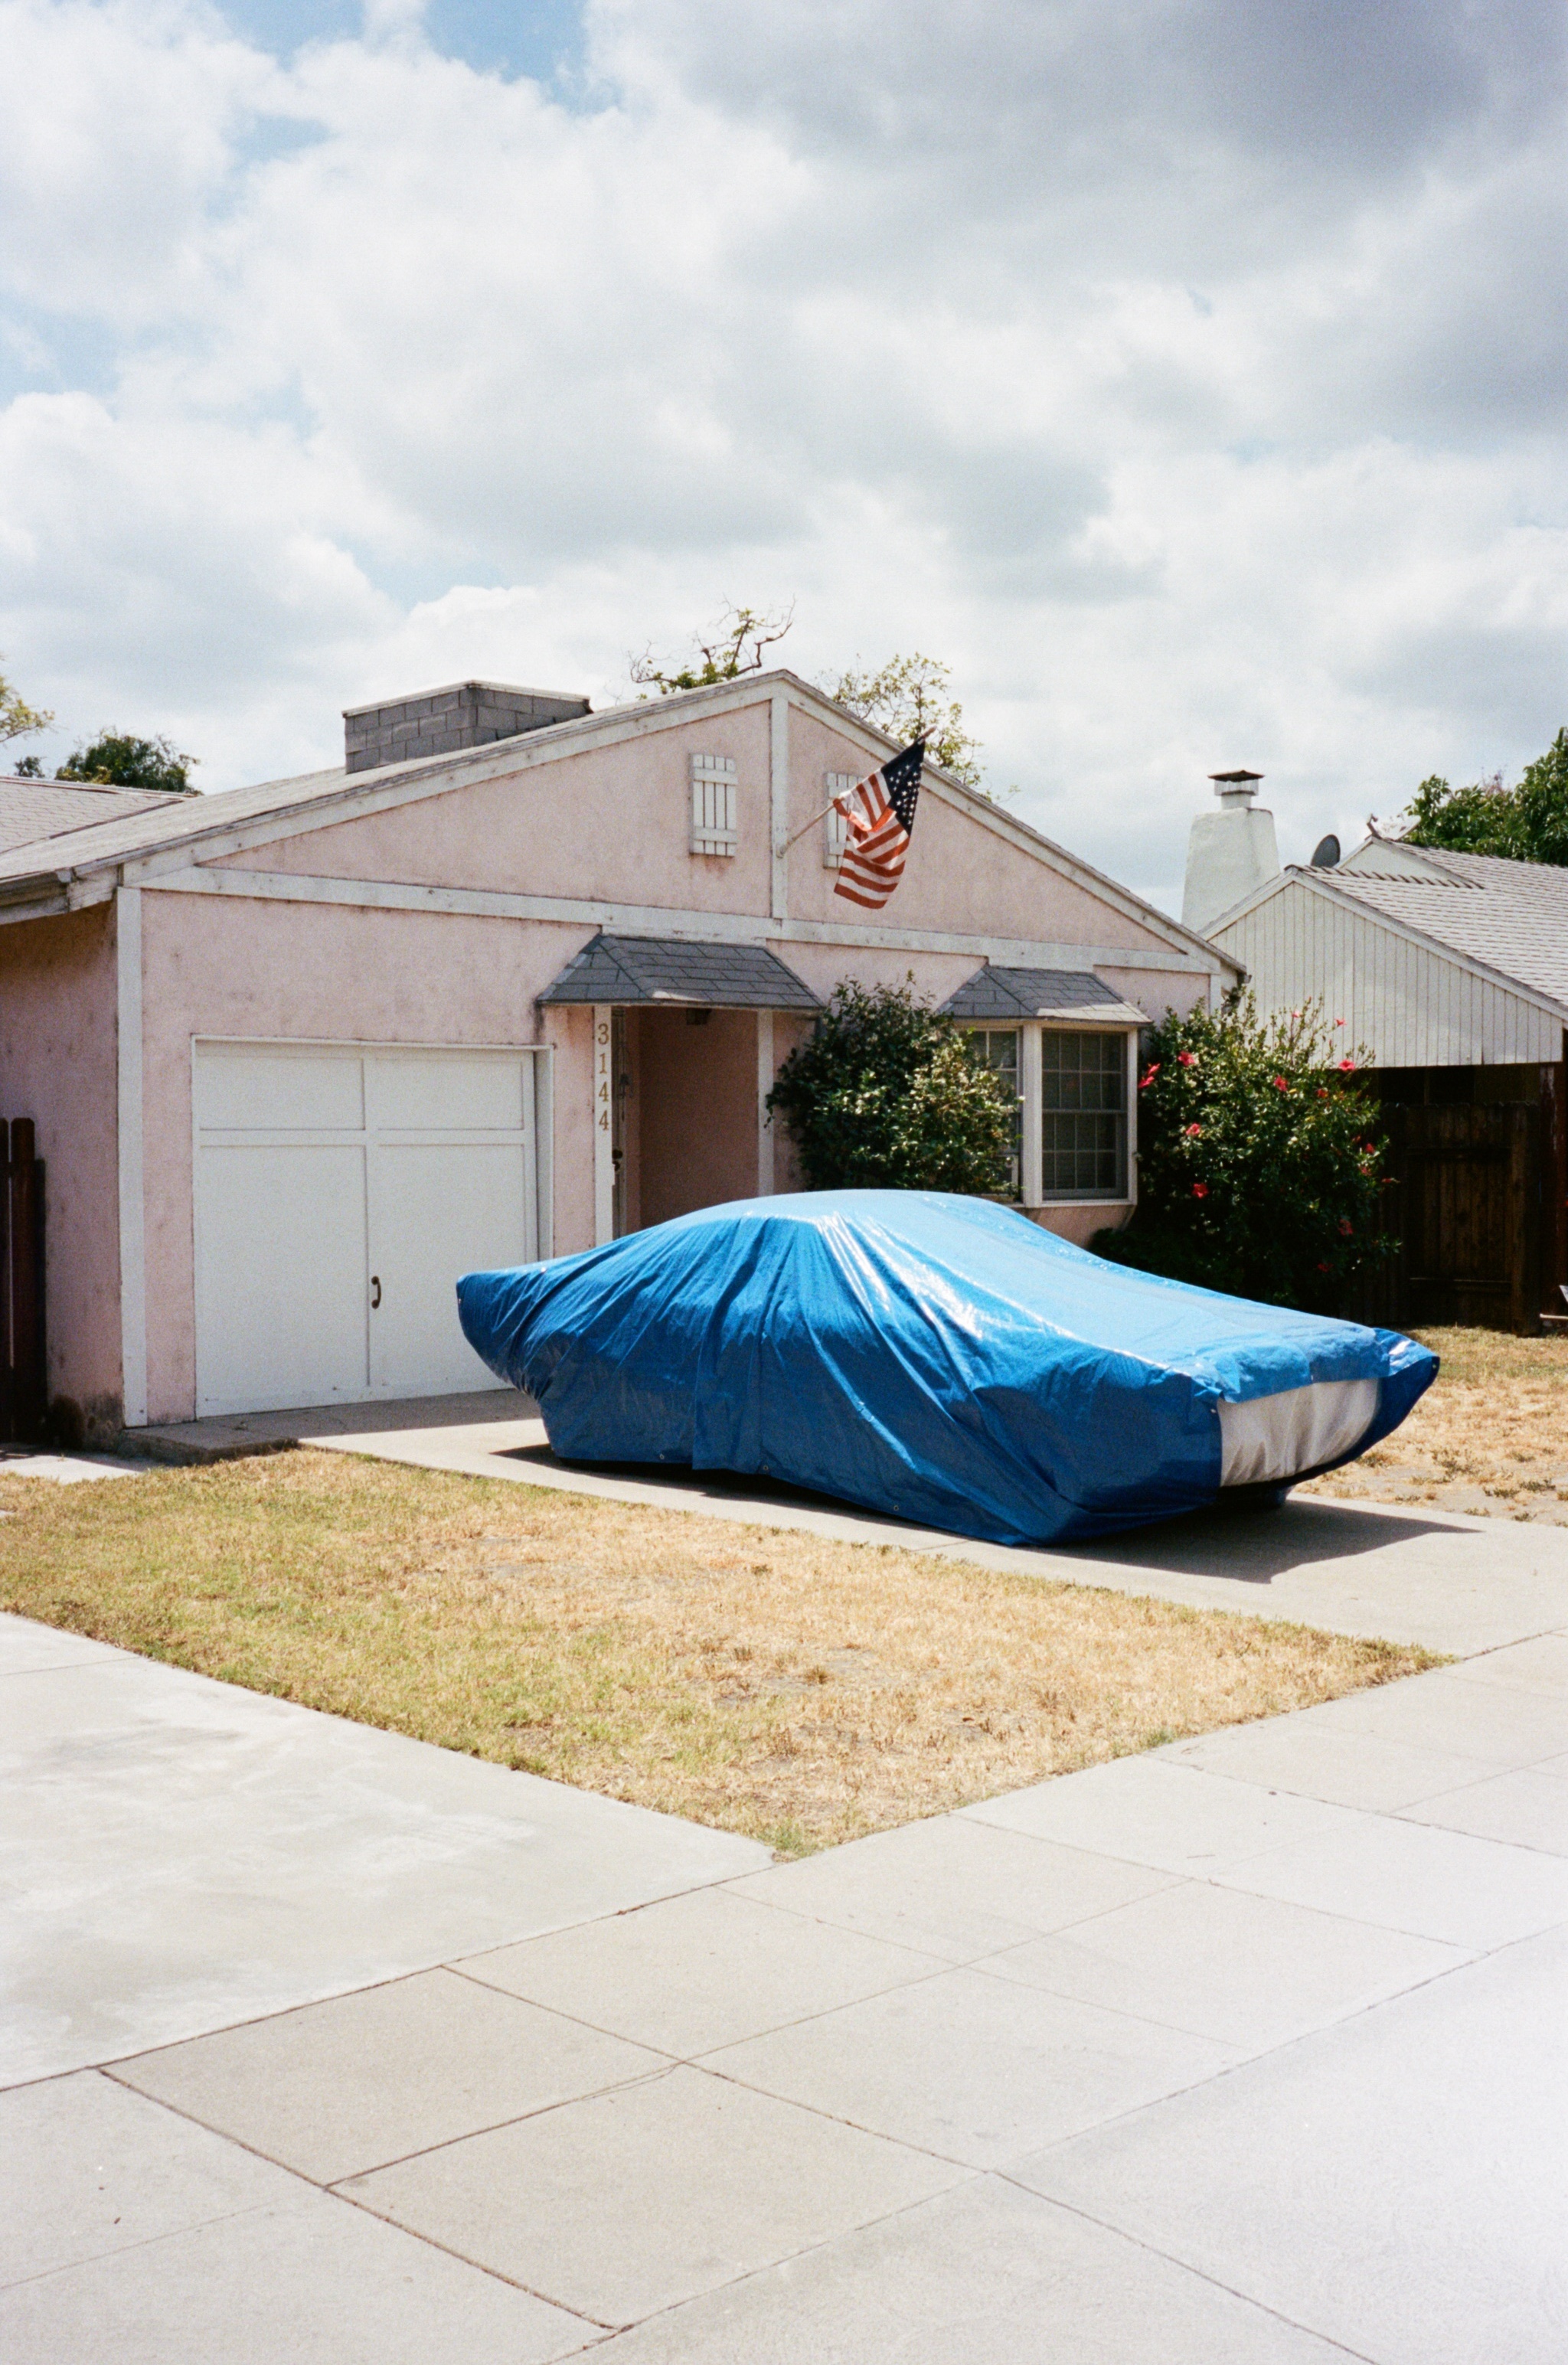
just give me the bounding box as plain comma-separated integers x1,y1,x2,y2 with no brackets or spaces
831,738,925,910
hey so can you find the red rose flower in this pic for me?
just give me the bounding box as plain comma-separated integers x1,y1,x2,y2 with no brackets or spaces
1272,1075,1290,1092
1178,1050,1197,1067
1338,1217,1354,1236
1192,1182,1209,1200
1138,1063,1160,1089
1184,1122,1203,1137
1336,1057,1355,1073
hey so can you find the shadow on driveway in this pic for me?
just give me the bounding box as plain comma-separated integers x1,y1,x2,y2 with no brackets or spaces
499,1441,1459,1586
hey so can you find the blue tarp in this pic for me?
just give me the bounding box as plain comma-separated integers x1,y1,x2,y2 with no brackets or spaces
457,1191,1436,1547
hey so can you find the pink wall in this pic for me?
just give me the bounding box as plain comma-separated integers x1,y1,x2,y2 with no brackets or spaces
215,704,776,919
0,904,122,1439
635,1009,759,1227
1099,966,1211,1024
782,705,1180,952
1033,1204,1130,1247
211,689,1187,965
543,1004,594,1255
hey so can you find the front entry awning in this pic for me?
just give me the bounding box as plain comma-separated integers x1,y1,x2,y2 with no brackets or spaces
539,932,823,1012
940,964,1148,1024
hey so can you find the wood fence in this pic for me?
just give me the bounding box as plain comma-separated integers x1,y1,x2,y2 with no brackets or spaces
1347,1102,1541,1333
2,1119,47,1444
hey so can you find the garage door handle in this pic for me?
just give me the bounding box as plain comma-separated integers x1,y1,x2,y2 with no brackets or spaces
370,1276,381,1310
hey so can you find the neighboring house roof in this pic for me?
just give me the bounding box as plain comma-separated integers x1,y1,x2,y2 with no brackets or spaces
0,775,187,857
539,933,822,1011
939,965,1147,1024
0,672,1238,978
1318,866,1568,1016
1344,831,1568,902
1207,833,1568,1043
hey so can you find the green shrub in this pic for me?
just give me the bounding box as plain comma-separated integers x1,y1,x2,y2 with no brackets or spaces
1401,727,1568,867
57,732,197,793
767,977,1014,1194
1093,993,1390,1311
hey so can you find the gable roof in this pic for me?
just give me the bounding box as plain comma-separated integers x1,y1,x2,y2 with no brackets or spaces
1321,866,1568,1016
0,774,188,857
1343,831,1568,901
939,964,1146,1024
0,672,1236,976
539,933,822,1011
1210,849,1568,1026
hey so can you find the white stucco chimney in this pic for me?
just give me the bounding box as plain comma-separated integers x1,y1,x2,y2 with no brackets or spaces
1181,769,1279,936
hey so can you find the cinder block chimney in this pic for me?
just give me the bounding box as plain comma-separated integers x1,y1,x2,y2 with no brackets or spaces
343,679,591,775
1182,769,1280,936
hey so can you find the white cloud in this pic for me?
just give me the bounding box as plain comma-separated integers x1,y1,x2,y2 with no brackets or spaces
0,0,1565,907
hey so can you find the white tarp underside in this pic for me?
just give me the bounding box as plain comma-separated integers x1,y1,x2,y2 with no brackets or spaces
1218,1377,1380,1487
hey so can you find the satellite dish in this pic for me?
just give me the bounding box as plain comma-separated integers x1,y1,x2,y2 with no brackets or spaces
1311,834,1341,869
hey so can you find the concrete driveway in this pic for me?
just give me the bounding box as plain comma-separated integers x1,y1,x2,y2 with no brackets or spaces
4,1449,1566,2361
137,1385,1568,1655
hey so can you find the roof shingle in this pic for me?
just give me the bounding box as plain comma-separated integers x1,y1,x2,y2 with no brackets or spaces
0,775,187,860
1321,863,1568,1016
939,965,1147,1023
539,933,823,1011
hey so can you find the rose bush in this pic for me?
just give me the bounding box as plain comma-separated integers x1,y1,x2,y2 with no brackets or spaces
1093,992,1390,1310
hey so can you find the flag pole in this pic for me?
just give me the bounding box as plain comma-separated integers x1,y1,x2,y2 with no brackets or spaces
779,795,848,857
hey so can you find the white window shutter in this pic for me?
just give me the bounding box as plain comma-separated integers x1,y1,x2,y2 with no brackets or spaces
689,755,738,856
823,773,854,867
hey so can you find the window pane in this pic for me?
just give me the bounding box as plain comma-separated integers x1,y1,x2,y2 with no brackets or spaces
966,1028,1021,1197
1040,1108,1126,1199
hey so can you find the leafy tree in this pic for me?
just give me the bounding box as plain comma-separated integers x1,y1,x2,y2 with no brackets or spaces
57,732,198,794
823,652,986,790
2,660,54,758
1399,728,1568,866
630,601,795,693
1093,993,1390,1312
768,977,1014,1194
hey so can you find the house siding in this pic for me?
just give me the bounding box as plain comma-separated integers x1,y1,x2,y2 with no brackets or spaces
1214,878,1561,1067
0,903,123,1436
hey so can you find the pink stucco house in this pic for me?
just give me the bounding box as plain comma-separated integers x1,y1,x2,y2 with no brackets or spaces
0,671,1238,1441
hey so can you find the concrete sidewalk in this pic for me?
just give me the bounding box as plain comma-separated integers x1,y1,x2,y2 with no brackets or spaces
4,1599,1566,2362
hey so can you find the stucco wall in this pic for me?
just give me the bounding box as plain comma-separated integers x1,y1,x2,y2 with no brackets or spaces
636,1008,759,1227
0,903,122,1436
782,705,1180,952
210,691,1191,965
1098,965,1213,1025
213,704,777,918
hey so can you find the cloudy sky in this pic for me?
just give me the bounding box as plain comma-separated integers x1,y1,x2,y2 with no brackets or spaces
2,0,1565,911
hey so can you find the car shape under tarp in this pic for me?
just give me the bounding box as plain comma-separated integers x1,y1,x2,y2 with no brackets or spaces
456,1190,1436,1548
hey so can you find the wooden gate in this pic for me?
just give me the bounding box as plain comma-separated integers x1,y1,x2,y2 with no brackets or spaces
2,1119,47,1444
1356,1102,1541,1332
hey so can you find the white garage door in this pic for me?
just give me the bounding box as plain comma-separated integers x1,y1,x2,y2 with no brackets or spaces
194,1043,547,1418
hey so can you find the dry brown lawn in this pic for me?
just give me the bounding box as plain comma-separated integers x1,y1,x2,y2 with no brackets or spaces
2,1448,1433,1854
1301,1328,1568,1524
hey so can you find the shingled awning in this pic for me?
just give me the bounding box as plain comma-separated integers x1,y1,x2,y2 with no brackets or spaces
939,965,1147,1024
539,932,823,1011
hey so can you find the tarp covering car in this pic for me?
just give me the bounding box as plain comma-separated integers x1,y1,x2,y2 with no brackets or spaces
457,1191,1436,1547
